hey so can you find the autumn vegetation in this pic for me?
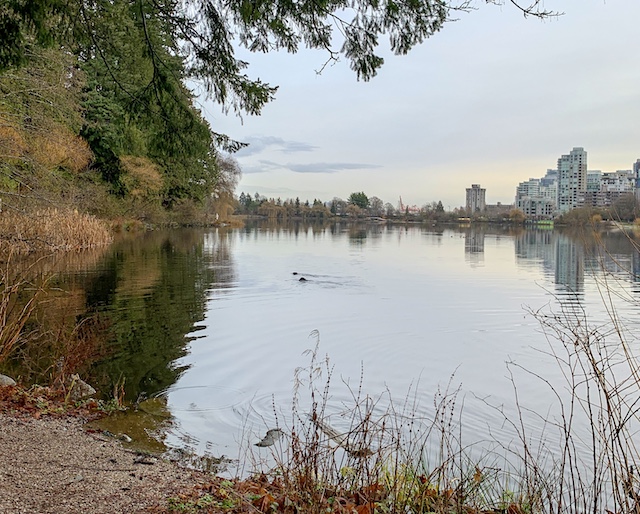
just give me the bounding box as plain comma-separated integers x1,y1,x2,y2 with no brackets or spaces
0,46,242,246
3,3,640,513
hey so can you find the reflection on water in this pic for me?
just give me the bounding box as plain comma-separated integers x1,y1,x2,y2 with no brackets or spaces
4,222,640,471
2,229,236,399
86,230,236,400
464,229,485,267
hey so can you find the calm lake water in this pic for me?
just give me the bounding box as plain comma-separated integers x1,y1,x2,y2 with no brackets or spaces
27,222,640,471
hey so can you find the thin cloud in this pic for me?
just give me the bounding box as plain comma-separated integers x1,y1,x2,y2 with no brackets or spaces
241,160,381,174
236,136,317,156
285,162,381,173
238,185,321,196
240,160,283,174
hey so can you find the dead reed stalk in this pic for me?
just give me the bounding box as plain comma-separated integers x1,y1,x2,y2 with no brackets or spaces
0,255,45,363
0,207,112,253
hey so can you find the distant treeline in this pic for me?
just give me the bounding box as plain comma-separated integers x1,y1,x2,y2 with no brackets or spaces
238,191,640,225
236,192,467,222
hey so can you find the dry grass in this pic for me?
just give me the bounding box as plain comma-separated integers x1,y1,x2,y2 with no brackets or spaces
0,252,112,394
247,335,529,514
0,208,112,253
487,299,640,514
0,124,28,159
0,209,113,374
0,257,44,363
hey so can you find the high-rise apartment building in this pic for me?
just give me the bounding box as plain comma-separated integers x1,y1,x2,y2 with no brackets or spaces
586,170,602,193
556,147,587,213
465,184,486,213
516,178,541,200
583,168,635,207
514,152,638,218
515,171,557,219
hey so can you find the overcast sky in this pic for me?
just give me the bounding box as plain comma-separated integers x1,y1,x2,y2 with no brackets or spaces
200,0,640,209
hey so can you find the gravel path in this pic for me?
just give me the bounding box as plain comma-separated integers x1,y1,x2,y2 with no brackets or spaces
0,413,205,514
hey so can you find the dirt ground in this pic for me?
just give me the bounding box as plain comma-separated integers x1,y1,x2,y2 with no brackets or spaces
0,412,207,514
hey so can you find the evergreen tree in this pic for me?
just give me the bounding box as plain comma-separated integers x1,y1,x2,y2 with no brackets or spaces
348,192,370,209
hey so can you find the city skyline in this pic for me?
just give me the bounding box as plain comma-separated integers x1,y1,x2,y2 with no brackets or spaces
202,1,640,209
237,147,639,213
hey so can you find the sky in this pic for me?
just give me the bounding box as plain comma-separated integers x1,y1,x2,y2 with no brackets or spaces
198,0,640,210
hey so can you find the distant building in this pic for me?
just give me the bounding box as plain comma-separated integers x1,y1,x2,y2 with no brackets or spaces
583,170,602,207
465,184,486,214
584,169,635,207
518,197,555,219
603,170,634,190
540,170,558,203
514,152,639,219
586,170,602,193
541,169,558,188
556,147,587,213
485,202,513,217
599,170,635,206
516,178,541,199
515,172,557,219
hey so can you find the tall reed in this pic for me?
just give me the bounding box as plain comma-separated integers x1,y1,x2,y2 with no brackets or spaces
0,207,112,253
0,255,45,363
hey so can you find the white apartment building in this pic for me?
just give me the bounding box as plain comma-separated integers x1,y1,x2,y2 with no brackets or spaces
586,170,602,193
557,147,587,213
515,173,557,219
517,197,556,219
516,178,540,199
515,154,640,218
540,169,558,203
584,169,635,207
601,170,635,193
466,184,486,213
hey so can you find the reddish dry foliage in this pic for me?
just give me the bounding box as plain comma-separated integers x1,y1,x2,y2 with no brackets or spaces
152,472,388,514
0,384,106,421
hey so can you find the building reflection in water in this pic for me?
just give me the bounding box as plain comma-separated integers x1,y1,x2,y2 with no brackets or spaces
464,230,485,267
514,229,555,277
554,234,584,296
633,251,640,290
513,228,640,311
514,230,585,307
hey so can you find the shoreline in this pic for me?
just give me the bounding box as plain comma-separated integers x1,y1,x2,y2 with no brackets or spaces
0,409,208,514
